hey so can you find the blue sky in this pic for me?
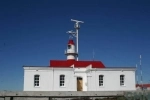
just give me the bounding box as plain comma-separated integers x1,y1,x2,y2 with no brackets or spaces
0,0,150,90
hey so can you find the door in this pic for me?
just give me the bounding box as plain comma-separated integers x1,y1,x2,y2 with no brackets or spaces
77,77,83,91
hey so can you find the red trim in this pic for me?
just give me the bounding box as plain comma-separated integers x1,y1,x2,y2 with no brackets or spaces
67,59,76,61
136,84,150,87
50,60,105,68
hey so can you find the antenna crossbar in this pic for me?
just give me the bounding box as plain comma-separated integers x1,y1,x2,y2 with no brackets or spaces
71,19,84,23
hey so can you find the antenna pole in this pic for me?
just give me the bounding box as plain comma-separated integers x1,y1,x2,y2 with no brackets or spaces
93,49,95,61
140,55,143,90
76,28,79,61
71,19,84,61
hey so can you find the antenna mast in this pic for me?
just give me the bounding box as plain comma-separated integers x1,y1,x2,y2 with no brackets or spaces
93,49,95,61
140,55,143,90
67,19,84,61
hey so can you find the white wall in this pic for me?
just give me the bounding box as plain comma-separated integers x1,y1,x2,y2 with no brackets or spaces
24,67,136,91
87,70,136,91
24,69,53,91
24,67,76,91
53,69,76,91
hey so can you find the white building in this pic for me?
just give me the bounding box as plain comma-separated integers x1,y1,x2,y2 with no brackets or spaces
23,39,136,91
23,19,136,91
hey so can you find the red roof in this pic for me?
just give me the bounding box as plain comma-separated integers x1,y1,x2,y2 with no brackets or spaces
50,60,105,68
68,40,74,45
136,84,150,88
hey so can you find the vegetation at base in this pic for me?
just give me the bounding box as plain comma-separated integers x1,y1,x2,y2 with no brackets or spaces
71,96,149,100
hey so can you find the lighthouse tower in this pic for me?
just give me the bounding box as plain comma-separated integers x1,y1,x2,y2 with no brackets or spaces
65,39,78,60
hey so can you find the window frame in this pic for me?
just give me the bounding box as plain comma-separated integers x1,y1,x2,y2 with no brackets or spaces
34,74,40,87
60,75,65,87
120,75,125,86
99,75,104,87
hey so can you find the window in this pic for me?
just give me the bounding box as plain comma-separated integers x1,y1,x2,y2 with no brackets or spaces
99,75,104,86
34,75,40,87
60,75,65,87
68,45,71,49
120,75,125,86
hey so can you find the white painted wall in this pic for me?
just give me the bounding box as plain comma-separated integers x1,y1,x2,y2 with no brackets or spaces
24,69,53,91
52,69,76,91
24,67,76,91
87,70,136,91
24,67,136,91
66,44,76,60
